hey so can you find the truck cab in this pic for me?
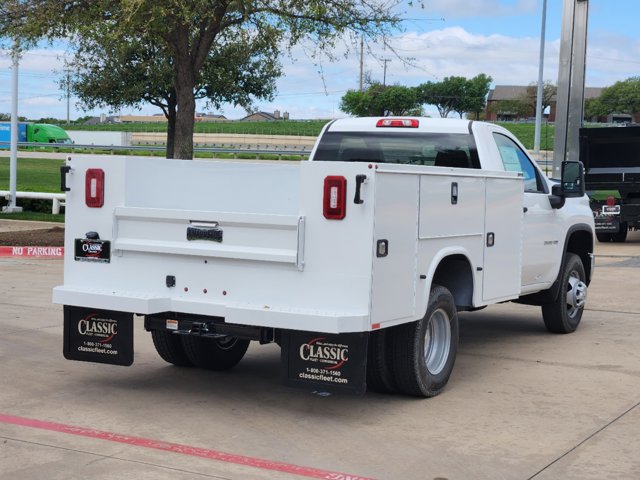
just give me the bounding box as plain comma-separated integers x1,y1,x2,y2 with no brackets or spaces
28,123,73,144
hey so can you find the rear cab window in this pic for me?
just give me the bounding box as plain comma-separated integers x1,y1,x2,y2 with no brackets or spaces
313,131,481,169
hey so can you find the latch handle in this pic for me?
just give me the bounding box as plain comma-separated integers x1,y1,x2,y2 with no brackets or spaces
354,174,367,204
60,165,71,192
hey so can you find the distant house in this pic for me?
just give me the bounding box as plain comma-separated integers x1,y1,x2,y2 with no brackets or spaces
485,85,604,122
195,113,227,122
83,115,119,125
241,110,290,122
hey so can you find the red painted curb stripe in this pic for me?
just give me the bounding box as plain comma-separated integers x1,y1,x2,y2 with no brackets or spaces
0,246,64,258
0,413,375,480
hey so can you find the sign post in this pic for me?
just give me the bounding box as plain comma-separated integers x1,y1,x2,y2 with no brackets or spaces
552,0,589,179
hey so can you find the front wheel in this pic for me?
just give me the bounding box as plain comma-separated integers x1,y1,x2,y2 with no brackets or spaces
542,253,587,333
389,286,459,397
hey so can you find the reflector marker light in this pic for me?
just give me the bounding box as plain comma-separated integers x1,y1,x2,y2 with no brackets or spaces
606,195,616,207
85,168,104,208
323,176,347,220
376,118,419,128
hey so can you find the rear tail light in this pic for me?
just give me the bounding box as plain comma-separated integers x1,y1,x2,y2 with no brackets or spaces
376,118,419,128
323,176,347,220
606,195,616,207
85,168,104,208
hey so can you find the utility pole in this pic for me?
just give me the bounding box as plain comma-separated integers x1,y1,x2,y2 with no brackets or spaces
3,39,23,213
553,0,589,178
382,59,391,87
66,69,71,125
534,0,548,155
359,36,364,92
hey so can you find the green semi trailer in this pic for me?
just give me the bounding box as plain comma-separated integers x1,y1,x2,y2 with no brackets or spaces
0,122,72,146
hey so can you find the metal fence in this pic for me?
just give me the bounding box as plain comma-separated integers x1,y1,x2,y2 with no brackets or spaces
0,141,312,160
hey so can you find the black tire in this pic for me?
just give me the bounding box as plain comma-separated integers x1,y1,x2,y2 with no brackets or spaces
181,335,250,371
542,252,587,334
389,285,459,397
596,232,613,243
612,222,628,243
366,329,396,394
151,330,193,367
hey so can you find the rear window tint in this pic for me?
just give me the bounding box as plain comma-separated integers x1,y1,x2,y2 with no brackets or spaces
313,132,480,169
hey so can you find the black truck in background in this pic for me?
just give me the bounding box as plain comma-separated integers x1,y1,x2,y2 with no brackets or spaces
580,126,640,243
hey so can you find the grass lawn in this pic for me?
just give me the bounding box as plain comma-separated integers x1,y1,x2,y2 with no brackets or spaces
0,211,64,222
498,122,555,151
66,119,330,136
0,156,66,192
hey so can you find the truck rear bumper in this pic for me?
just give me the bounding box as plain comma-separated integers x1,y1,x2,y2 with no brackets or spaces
52,286,370,334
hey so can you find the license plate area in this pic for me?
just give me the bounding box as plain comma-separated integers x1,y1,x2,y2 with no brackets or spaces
63,306,133,366
602,205,620,215
74,239,111,263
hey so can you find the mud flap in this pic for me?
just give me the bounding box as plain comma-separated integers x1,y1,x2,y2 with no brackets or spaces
63,306,134,366
594,215,620,233
281,331,368,395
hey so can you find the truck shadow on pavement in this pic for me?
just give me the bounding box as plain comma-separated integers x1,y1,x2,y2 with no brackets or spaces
70,306,556,417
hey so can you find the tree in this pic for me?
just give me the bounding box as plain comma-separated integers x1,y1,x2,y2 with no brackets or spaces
584,97,607,121
340,83,421,117
597,77,640,115
1,0,404,159
64,22,281,157
525,80,557,117
417,77,465,118
417,74,492,119
464,74,492,119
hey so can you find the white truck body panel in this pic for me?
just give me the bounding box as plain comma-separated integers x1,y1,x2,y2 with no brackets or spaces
53,156,523,333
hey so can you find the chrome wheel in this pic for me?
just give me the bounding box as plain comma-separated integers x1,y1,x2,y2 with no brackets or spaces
424,308,452,375
566,272,587,319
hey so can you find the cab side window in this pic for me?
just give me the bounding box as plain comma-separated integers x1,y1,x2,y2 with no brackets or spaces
492,133,546,193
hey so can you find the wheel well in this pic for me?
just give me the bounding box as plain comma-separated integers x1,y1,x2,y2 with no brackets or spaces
432,255,474,309
567,229,593,284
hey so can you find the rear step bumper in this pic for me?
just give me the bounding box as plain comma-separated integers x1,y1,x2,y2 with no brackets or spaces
53,286,370,334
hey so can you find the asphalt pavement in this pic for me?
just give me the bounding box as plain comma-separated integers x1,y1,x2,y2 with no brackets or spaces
0,228,638,480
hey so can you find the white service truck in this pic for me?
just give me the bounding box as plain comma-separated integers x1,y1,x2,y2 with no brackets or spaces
54,117,595,397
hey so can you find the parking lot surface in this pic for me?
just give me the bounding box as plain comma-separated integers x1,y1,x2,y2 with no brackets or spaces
1,231,639,480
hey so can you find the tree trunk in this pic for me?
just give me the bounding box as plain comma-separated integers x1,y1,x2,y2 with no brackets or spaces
173,57,196,159
166,96,177,159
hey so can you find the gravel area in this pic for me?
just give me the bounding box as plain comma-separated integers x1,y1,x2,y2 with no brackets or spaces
0,227,64,246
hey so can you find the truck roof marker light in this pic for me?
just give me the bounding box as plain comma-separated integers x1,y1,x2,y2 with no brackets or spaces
85,168,104,208
376,119,419,128
323,176,347,220
606,195,616,207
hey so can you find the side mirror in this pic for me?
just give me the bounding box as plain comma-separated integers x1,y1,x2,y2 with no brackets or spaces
560,160,585,197
549,161,585,209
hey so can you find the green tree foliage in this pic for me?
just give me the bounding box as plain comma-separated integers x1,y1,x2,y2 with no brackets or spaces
417,74,492,118
340,83,421,117
464,73,493,119
1,0,404,159
583,97,607,120
597,77,640,115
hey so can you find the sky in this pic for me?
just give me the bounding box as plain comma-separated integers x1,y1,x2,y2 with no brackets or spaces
1,0,639,121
